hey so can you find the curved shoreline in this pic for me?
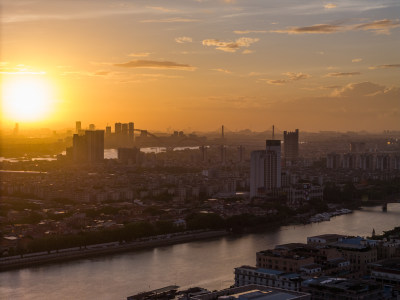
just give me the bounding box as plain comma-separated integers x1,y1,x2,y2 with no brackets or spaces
0,230,228,272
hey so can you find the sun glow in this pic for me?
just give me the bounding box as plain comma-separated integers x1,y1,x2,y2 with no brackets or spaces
2,76,55,122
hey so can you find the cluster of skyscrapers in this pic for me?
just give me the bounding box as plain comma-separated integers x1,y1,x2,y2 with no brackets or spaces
250,129,299,198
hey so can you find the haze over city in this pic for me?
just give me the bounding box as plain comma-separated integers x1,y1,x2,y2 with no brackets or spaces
1,1,400,300
1,0,399,132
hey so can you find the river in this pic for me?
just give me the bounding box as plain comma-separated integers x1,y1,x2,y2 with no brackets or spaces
1,203,399,300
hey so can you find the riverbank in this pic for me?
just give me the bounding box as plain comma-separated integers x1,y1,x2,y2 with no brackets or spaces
0,230,228,272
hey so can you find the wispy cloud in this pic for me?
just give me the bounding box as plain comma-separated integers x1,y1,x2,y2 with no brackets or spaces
175,36,193,44
272,24,341,34
211,68,232,74
354,19,400,35
242,49,254,54
202,37,259,53
266,79,287,85
128,52,151,57
140,17,198,23
146,6,179,13
272,19,400,35
114,60,196,71
233,30,268,34
324,3,337,9
369,64,400,70
0,64,46,75
325,72,361,77
264,72,311,85
352,58,362,63
284,72,311,80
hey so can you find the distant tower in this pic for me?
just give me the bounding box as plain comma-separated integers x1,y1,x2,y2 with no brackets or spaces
250,140,281,198
222,125,225,139
75,121,81,133
272,125,275,139
105,126,111,135
283,129,299,166
128,122,134,141
13,123,19,135
89,124,95,131
122,123,128,135
115,122,122,134
72,130,104,163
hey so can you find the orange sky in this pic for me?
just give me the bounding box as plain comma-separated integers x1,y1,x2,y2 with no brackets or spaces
1,0,399,132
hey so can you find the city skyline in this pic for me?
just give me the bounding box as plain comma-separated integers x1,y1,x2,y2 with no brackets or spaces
1,0,399,132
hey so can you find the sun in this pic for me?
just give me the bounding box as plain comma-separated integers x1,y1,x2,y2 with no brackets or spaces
2,76,55,122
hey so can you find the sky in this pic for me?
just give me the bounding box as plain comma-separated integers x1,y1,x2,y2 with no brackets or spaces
1,0,399,132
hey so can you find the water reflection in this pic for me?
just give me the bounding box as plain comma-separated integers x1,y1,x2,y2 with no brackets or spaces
0,204,399,300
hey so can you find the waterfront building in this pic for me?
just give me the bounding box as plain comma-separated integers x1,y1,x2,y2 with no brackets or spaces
234,266,302,291
301,277,381,300
332,237,378,277
70,130,104,163
191,284,310,300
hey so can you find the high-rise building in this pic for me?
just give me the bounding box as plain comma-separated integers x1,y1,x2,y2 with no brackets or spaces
265,140,282,190
283,129,299,166
89,124,95,131
128,122,134,141
75,121,81,133
250,140,281,198
115,122,122,134
71,130,104,163
121,123,128,135
105,126,111,135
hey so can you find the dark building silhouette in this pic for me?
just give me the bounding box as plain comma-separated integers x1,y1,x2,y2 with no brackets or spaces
115,122,122,134
128,122,134,141
284,129,299,166
118,147,139,163
105,126,111,135
75,121,81,133
70,130,104,163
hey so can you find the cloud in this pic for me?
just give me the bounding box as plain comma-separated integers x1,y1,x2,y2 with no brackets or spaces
352,58,362,63
242,49,254,54
272,19,400,35
354,19,400,35
202,37,259,52
175,36,193,43
211,68,231,74
266,79,287,85
331,82,389,97
323,85,342,89
0,64,46,75
93,71,111,76
128,52,151,57
114,60,196,71
369,64,400,70
325,72,361,77
147,6,179,13
233,30,268,34
140,18,198,23
283,72,311,80
264,72,311,85
324,3,337,9
273,24,341,34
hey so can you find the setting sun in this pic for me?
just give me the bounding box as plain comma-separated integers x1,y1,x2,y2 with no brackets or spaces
2,76,54,122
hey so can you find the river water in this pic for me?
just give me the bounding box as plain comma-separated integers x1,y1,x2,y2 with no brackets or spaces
1,203,399,300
